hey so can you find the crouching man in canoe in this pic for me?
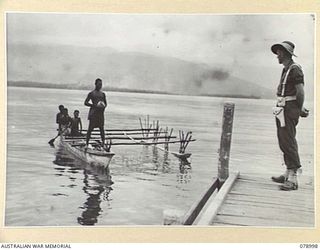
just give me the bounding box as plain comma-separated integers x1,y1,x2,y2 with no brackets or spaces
84,78,107,149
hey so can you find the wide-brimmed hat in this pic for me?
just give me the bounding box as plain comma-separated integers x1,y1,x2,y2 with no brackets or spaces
271,41,297,57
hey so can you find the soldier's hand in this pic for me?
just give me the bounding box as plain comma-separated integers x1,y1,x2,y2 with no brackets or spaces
300,107,309,117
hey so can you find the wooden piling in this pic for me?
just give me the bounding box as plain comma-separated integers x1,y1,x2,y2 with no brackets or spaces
218,102,235,183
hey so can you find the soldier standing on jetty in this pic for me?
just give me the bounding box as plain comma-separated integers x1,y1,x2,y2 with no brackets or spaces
271,41,309,191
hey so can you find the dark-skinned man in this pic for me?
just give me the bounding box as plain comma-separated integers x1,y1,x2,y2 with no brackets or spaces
84,78,107,149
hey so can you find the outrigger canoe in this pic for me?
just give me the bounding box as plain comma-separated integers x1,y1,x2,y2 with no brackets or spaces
59,135,115,169
49,115,195,168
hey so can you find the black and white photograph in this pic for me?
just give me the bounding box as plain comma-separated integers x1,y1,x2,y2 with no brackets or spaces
5,13,315,227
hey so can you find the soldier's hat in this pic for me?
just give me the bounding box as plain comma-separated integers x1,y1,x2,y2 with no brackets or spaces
271,41,297,57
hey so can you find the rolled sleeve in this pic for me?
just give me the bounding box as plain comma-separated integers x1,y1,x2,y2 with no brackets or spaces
289,65,304,85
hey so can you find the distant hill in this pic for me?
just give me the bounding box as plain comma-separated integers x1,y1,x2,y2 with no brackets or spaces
7,43,274,99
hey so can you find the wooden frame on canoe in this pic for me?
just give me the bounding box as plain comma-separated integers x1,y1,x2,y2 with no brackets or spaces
50,115,195,168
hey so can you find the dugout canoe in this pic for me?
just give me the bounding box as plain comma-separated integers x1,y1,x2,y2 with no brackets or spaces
59,135,115,169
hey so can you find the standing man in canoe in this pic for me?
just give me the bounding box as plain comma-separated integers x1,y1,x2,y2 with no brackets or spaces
84,78,107,149
270,41,309,191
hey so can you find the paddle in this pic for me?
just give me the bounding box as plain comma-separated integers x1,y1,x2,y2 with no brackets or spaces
48,127,68,146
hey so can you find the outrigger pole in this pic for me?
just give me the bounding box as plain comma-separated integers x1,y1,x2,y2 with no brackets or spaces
64,115,195,160
80,128,159,132
64,138,195,146
64,135,177,140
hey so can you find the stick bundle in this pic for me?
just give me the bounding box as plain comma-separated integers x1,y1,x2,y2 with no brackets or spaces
179,131,193,153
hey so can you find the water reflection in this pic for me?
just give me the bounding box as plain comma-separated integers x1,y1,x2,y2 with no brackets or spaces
77,169,113,225
52,144,191,225
119,145,192,178
151,147,171,173
177,159,192,184
53,150,79,168
53,146,113,226
119,145,172,174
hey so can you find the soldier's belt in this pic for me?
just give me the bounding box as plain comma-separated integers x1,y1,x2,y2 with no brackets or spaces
279,96,296,101
277,95,296,107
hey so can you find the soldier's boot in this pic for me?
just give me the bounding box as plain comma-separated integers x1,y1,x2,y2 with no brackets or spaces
280,169,298,191
271,169,289,183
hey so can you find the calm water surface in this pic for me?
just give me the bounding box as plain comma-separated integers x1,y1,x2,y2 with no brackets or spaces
6,87,314,226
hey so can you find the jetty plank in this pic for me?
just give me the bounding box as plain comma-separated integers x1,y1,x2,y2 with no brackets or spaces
223,199,314,214
213,214,313,227
228,191,314,207
232,180,313,194
218,204,314,225
210,174,314,227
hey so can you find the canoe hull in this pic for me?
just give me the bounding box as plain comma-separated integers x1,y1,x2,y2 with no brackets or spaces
59,136,114,169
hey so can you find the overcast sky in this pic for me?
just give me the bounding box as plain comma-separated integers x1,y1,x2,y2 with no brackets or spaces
6,13,315,94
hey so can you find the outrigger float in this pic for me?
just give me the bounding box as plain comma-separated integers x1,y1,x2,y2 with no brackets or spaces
51,116,196,169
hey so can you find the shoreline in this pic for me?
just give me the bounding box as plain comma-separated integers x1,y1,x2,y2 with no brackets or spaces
7,81,265,100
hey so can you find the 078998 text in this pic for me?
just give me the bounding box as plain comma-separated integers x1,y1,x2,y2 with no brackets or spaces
300,244,318,249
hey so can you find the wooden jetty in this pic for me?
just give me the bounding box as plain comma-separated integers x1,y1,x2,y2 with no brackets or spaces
208,173,314,227
192,172,314,227
164,102,315,227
